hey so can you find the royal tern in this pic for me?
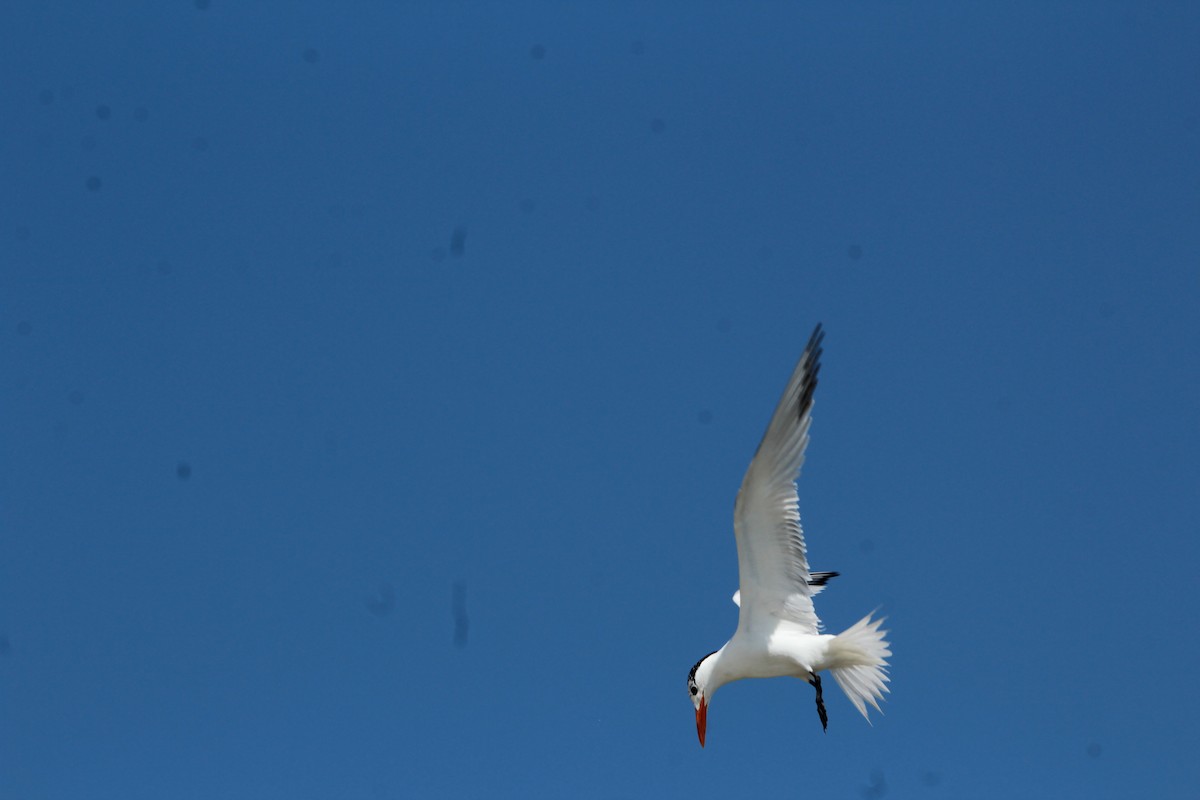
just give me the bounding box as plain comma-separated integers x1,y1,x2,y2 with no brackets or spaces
687,324,890,747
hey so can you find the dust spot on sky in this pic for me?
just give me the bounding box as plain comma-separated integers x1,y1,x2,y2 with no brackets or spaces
85,176,102,191
697,409,713,425
529,44,546,60
1086,741,1102,758
302,47,321,64
192,136,209,152
452,581,469,647
176,461,192,480
95,104,111,120
651,118,666,134
0,635,9,656
17,321,32,335
365,584,395,617
920,771,941,787
68,389,84,405
859,538,875,554
861,769,887,799
194,0,211,9
847,244,864,261
450,227,467,258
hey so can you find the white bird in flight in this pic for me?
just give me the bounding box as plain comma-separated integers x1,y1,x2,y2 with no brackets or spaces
687,324,891,747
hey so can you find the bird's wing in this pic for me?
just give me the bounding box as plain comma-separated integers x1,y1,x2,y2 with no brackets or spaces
732,572,838,607
732,324,825,632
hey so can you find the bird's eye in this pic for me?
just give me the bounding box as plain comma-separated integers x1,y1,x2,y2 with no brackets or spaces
690,685,698,696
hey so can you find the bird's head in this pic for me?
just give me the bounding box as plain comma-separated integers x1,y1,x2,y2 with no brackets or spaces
687,651,718,747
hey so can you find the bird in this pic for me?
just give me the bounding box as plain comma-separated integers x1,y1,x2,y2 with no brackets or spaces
687,324,890,747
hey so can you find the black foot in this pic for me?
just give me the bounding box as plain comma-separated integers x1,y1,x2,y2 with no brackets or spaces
809,674,828,732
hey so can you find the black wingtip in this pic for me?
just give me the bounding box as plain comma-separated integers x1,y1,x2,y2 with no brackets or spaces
807,571,840,587
796,324,824,422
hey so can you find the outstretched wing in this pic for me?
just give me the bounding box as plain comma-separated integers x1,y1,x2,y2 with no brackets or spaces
732,324,825,633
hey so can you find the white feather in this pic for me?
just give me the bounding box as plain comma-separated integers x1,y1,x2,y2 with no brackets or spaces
732,325,824,634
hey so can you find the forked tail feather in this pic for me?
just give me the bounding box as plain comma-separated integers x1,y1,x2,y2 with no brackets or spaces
825,613,891,722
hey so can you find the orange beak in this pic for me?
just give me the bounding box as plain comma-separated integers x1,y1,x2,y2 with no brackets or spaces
695,697,708,747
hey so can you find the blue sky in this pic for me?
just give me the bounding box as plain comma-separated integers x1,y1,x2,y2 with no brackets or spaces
3,2,1199,797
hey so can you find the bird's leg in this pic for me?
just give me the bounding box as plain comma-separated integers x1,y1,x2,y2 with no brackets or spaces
809,674,828,732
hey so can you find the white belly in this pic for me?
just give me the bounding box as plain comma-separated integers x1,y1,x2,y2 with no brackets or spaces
722,623,835,680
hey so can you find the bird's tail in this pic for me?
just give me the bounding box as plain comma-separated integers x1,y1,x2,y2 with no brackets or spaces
826,613,891,722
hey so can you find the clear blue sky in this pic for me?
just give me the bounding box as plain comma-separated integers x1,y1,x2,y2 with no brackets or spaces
3,2,1198,797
